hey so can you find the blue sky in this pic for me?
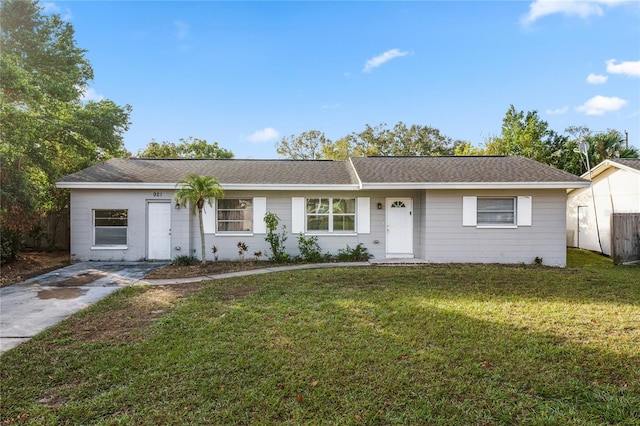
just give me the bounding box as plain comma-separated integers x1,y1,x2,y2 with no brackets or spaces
46,0,640,158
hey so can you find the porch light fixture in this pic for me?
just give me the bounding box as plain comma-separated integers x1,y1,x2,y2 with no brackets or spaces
377,203,383,210
175,202,181,210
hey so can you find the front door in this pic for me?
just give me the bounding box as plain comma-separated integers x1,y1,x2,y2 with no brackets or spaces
386,198,413,258
148,202,171,260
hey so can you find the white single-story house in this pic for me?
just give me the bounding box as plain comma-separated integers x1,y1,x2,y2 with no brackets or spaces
566,158,640,256
56,156,589,267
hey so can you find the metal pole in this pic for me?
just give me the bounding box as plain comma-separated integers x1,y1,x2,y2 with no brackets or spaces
586,154,604,254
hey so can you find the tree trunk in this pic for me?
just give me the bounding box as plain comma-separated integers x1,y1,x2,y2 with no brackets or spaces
198,207,206,265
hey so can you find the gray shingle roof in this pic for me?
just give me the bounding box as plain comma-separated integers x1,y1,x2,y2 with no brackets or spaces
612,158,640,171
57,156,588,188
350,156,586,183
58,158,359,185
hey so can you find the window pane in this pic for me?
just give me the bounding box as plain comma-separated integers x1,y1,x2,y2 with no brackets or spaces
307,198,329,214
95,227,127,245
307,215,329,231
477,199,514,212
333,198,355,214
217,221,252,232
217,199,253,232
333,215,355,231
478,212,515,224
95,209,128,226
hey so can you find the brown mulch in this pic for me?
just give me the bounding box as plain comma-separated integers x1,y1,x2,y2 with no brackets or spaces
0,251,71,288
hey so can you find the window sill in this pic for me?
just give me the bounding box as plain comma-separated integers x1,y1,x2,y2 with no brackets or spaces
305,232,357,236
214,233,254,237
476,225,518,229
91,245,128,250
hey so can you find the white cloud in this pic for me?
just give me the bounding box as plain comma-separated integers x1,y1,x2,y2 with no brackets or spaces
78,86,104,103
247,127,279,143
41,2,72,20
363,49,410,73
576,95,627,115
521,0,626,25
586,73,608,84
546,106,569,115
174,20,190,40
605,59,640,77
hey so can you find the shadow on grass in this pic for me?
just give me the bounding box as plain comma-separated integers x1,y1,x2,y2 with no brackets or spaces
1,265,638,425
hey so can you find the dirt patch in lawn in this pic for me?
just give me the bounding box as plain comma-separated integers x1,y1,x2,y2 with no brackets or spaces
56,283,203,346
0,251,70,288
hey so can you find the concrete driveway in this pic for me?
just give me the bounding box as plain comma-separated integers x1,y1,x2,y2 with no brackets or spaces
0,261,167,354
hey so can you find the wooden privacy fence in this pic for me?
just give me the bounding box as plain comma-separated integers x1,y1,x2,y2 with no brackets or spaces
22,208,70,251
611,213,640,265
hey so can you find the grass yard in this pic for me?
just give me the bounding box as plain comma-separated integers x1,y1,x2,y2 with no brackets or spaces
1,250,639,425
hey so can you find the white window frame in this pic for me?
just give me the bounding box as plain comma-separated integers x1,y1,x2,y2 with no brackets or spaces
215,198,254,235
477,197,516,227
92,209,128,249
463,196,532,228
305,197,357,234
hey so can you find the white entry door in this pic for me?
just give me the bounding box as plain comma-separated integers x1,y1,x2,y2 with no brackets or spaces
148,202,171,260
386,198,413,258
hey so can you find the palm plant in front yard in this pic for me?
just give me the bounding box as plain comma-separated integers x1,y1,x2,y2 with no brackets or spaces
175,173,224,264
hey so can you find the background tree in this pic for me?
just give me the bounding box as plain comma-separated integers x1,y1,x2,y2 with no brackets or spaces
277,122,464,160
136,137,233,158
275,130,329,160
174,174,224,264
0,0,131,262
484,105,552,163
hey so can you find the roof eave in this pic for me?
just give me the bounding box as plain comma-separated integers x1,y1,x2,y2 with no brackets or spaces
55,182,361,191
359,182,591,190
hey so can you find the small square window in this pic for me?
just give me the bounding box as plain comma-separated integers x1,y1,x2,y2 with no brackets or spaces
477,198,515,225
217,199,253,232
94,209,127,246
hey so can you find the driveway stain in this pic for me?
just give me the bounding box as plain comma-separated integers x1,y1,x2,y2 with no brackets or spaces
54,272,107,287
37,288,89,300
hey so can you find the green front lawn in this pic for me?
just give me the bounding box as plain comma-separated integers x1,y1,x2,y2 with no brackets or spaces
1,250,639,425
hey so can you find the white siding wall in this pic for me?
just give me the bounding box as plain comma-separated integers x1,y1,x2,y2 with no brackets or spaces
566,167,640,256
69,189,182,261
69,187,567,265
189,190,422,261
423,189,568,266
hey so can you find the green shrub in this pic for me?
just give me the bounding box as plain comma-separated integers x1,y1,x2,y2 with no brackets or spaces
172,255,199,266
0,228,22,265
336,243,372,261
264,212,290,263
297,234,326,262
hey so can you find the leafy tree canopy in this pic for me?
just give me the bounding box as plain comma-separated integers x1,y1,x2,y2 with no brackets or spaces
136,137,233,159
276,122,468,160
483,105,638,175
0,0,131,261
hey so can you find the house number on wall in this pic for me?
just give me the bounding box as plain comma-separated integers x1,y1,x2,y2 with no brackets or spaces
152,192,163,197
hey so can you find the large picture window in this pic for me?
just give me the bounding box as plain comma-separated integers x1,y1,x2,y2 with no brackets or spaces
477,198,515,225
94,209,128,246
217,199,253,232
306,198,355,232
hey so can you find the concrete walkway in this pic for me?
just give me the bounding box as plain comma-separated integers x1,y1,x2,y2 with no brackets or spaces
140,261,370,285
0,261,168,354
0,261,369,354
